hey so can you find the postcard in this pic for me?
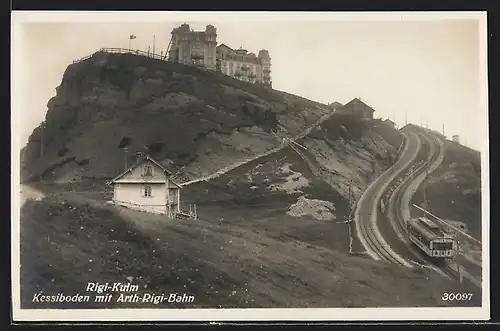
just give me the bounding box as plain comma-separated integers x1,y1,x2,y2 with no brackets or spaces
11,10,489,322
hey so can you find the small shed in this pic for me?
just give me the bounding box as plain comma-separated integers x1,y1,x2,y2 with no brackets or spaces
106,155,182,217
338,97,376,119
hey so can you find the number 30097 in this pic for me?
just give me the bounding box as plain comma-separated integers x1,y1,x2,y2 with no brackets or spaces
442,293,473,301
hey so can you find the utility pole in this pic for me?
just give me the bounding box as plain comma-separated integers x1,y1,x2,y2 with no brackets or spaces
442,124,445,136
422,141,429,217
422,174,427,217
39,121,45,182
454,237,462,283
346,179,354,254
348,180,353,217
40,121,44,157
153,35,156,55
124,147,129,170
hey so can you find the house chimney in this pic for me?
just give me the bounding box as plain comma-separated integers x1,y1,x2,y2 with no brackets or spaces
136,151,142,164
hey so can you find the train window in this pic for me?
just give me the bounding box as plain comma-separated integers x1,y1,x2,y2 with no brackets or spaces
432,242,453,250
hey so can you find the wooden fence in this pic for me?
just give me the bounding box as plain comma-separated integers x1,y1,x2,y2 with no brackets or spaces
72,48,168,65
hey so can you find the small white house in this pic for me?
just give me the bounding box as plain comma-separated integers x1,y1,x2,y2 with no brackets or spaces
107,155,182,216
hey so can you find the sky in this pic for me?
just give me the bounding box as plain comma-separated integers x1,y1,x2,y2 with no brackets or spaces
12,12,488,152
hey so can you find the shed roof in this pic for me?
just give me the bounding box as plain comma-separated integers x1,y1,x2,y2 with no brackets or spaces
106,155,181,188
343,97,376,113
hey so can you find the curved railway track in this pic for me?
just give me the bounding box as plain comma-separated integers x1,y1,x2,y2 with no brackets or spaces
356,125,478,285
388,129,460,279
354,132,419,267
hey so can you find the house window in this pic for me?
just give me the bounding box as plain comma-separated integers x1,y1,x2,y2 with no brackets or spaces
143,165,153,177
144,186,152,197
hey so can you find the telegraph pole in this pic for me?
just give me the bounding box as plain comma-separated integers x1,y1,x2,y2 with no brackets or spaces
153,35,156,55
422,173,427,217
39,121,45,182
40,121,44,157
422,139,429,217
348,180,353,216
124,147,129,170
347,179,354,254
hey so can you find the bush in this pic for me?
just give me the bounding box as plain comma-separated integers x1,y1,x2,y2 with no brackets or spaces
118,136,132,148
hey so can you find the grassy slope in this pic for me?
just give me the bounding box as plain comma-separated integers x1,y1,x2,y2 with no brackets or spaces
21,195,474,309
371,120,404,151
20,116,480,308
181,146,354,254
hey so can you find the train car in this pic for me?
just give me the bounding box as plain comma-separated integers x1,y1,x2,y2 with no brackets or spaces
407,216,456,259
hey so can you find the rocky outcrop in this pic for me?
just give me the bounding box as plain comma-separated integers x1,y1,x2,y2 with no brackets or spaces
21,51,329,183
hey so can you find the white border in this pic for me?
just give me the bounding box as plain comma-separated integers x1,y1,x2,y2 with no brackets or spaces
11,11,490,322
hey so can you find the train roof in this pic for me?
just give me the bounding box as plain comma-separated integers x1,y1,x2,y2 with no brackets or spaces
408,217,444,240
417,217,439,229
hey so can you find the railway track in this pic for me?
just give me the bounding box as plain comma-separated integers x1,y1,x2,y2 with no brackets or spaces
389,129,471,281
417,133,482,285
356,125,480,286
384,132,446,272
357,217,410,265
354,132,418,267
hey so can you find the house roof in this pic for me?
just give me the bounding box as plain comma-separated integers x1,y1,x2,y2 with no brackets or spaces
343,97,376,113
106,155,182,188
384,118,395,124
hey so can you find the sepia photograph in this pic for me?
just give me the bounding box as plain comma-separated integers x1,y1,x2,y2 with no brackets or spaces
11,11,489,321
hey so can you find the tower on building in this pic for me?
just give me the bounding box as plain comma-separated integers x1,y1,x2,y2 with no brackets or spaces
258,49,272,88
167,23,218,70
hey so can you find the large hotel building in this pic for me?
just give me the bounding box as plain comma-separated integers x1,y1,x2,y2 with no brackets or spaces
167,23,272,87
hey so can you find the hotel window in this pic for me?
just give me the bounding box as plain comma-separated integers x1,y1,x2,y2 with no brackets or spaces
144,186,152,197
